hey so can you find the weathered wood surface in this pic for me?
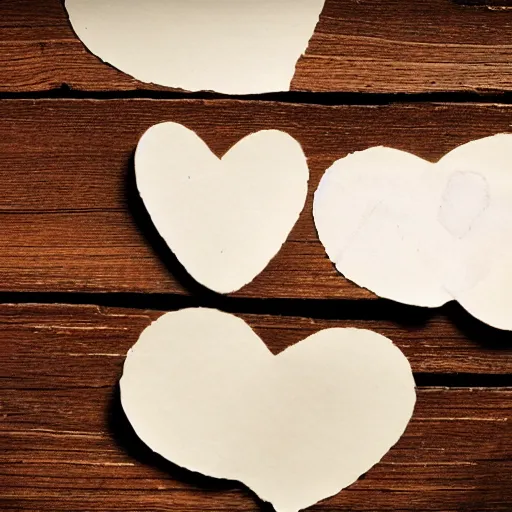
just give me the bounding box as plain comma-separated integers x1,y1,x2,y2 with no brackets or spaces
1,1,512,510
1,100,511,297
1,0,512,94
1,303,511,376
1,304,511,511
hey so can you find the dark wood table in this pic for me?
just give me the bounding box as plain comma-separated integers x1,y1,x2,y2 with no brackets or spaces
1,1,511,510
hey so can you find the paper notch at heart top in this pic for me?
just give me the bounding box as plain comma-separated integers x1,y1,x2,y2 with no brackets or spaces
313,134,512,330
135,122,309,294
121,308,416,512
64,0,326,94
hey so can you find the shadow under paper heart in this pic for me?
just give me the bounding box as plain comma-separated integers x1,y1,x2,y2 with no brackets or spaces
111,372,377,511
108,383,237,490
125,152,220,300
444,301,512,350
108,383,288,511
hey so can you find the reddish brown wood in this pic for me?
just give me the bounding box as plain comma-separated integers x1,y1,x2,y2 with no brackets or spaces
2,388,511,511
1,99,512,297
1,303,511,377
1,0,512,93
1,3,511,510
1,304,511,511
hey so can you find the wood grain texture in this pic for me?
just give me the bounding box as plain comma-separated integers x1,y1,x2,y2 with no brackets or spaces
1,4,511,511
1,303,511,512
1,99,512,297
1,0,512,94
1,303,512,377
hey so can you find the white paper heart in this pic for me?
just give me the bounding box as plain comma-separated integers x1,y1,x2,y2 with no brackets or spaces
120,308,416,512
135,122,309,294
313,134,512,330
64,0,325,94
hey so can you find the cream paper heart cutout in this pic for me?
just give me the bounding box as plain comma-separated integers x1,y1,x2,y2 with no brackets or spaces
120,308,416,512
64,0,325,94
135,122,309,294
313,134,512,330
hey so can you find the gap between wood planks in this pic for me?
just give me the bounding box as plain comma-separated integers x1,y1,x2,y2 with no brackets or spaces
1,86,512,105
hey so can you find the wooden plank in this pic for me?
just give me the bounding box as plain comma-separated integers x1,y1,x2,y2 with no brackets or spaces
1,0,512,94
2,388,511,511
1,304,511,511
1,99,512,298
1,302,511,383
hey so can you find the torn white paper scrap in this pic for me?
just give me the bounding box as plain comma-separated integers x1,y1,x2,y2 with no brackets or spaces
121,308,416,512
135,122,309,294
64,0,326,94
313,134,512,330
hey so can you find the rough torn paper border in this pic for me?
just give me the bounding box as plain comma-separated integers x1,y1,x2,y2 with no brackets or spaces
314,134,512,330
64,0,326,94
121,308,416,512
